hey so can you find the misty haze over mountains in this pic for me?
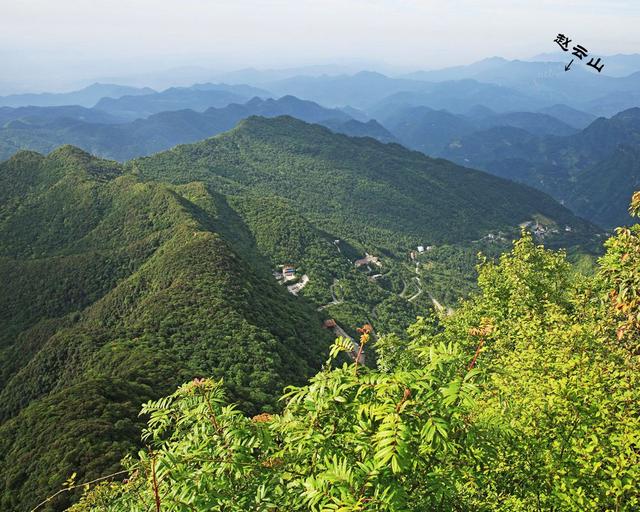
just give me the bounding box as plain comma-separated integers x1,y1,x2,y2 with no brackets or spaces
4,54,640,112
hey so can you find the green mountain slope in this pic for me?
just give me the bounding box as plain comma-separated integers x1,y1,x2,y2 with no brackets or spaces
130,115,596,250
128,115,601,333
568,145,640,227
0,146,333,510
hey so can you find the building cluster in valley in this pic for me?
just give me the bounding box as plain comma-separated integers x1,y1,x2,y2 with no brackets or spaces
273,264,297,282
519,219,572,241
354,253,382,268
273,264,309,295
287,274,309,295
473,231,508,244
409,245,433,260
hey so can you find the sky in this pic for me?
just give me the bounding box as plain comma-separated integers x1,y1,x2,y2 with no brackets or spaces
1,0,639,93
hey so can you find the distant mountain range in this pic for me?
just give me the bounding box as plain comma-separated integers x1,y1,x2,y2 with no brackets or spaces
0,83,154,108
5,58,640,118
400,57,640,115
264,71,430,109
440,107,640,227
365,99,640,228
2,58,640,229
261,71,552,112
95,83,272,120
369,79,548,115
537,104,597,129
530,52,640,77
0,105,125,125
376,104,581,156
247,64,640,117
0,95,396,161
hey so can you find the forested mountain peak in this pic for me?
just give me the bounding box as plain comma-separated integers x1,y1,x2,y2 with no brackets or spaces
3,148,45,167
0,146,122,211
41,145,123,183
132,115,598,252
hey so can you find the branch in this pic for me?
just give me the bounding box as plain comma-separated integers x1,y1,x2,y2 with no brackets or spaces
30,470,130,512
150,452,161,512
468,339,485,370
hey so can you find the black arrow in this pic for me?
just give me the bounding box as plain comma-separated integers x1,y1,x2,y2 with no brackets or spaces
565,59,574,72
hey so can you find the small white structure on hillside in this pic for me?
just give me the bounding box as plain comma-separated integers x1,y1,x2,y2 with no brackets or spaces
354,253,381,268
282,265,296,282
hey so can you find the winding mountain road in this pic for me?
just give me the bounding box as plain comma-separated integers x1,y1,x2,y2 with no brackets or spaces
317,279,343,311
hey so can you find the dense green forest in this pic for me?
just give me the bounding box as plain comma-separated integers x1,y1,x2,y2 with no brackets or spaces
0,146,334,510
68,195,640,511
0,117,605,510
129,115,598,251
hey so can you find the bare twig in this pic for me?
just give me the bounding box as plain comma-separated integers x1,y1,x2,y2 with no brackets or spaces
30,469,130,512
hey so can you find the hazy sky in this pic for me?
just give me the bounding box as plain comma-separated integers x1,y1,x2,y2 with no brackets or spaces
2,0,639,92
